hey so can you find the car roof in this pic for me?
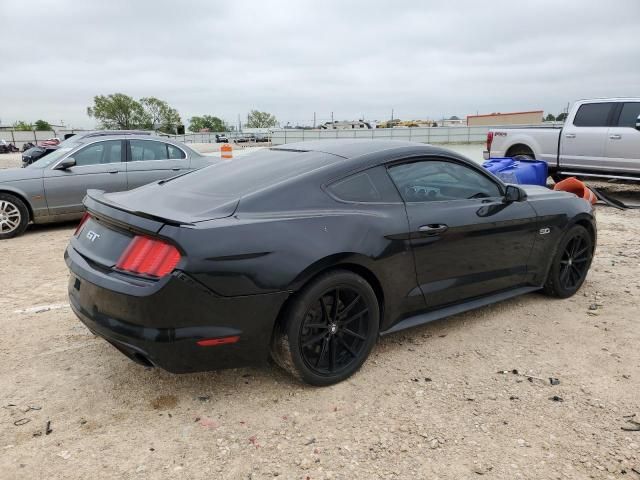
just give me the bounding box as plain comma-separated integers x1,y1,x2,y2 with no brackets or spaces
270,140,469,171
272,139,442,159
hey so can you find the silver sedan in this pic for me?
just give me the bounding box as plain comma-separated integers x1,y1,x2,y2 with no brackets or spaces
0,134,216,238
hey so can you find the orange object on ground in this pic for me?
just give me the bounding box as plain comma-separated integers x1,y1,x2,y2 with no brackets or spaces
553,177,597,205
220,143,233,159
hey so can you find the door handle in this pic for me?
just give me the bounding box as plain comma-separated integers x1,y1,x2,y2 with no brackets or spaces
565,133,576,139
171,167,180,171
107,170,118,174
609,134,622,140
418,224,448,235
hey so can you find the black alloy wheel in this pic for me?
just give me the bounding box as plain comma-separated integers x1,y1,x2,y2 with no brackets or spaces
544,225,593,298
271,270,379,386
558,234,591,290
299,286,370,376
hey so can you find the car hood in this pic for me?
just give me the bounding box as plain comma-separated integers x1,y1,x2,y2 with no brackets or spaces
0,167,42,183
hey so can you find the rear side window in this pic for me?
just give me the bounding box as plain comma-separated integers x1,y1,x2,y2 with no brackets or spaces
573,103,614,127
167,144,186,159
130,140,185,161
617,102,640,128
327,167,401,203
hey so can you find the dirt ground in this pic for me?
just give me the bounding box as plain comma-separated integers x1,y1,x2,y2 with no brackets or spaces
0,150,639,479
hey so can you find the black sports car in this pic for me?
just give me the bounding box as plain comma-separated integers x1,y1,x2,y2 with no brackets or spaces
65,140,596,385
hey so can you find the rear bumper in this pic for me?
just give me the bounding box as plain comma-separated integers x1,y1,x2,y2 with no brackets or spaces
65,245,289,373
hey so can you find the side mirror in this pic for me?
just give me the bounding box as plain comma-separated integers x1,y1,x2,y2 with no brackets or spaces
636,114,640,131
56,157,76,170
504,184,526,203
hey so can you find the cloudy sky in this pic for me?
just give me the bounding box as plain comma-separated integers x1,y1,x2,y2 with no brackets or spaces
0,0,638,129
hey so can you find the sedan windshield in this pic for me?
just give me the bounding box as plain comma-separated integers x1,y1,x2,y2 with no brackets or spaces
27,146,76,168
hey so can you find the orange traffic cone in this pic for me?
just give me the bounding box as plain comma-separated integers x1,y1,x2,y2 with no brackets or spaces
221,143,233,159
553,177,597,205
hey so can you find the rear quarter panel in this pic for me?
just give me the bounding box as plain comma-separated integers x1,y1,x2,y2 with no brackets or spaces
159,182,424,330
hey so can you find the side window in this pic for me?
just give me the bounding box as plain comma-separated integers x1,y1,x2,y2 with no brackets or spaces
617,102,640,128
327,166,401,203
167,144,186,159
388,160,502,202
573,103,614,127
129,140,170,161
73,140,122,166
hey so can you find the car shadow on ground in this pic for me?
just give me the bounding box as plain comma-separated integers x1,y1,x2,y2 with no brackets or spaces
24,220,78,237
91,292,546,400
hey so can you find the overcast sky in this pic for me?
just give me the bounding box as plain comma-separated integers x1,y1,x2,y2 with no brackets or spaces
0,0,638,129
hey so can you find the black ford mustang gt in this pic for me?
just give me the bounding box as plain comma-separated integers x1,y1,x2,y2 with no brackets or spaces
65,140,596,385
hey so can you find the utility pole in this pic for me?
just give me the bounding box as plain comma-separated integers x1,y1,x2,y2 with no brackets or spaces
238,114,241,133
313,112,316,129
331,112,334,124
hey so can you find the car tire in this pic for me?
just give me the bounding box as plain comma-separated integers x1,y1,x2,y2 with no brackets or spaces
271,270,379,386
0,193,29,239
543,225,593,298
511,153,535,161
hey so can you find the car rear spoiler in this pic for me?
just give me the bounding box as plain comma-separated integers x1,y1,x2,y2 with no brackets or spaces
84,190,194,234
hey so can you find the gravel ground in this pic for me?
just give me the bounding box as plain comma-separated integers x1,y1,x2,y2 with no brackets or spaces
0,148,639,479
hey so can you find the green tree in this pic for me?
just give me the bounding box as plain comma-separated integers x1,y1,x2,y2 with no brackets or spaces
34,120,52,131
188,115,227,132
86,93,147,129
556,112,567,122
140,97,182,133
545,113,556,122
13,121,33,131
245,110,277,128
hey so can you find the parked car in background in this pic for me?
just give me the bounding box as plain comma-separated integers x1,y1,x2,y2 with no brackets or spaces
215,134,228,143
0,134,216,239
0,139,19,153
20,130,154,167
234,133,255,143
486,97,640,181
255,133,270,142
22,145,58,166
40,138,61,147
65,140,596,385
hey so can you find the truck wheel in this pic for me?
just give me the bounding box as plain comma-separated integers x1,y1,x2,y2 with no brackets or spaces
0,193,29,239
506,145,535,160
511,152,534,160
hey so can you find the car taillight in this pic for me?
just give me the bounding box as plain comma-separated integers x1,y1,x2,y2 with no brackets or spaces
486,131,494,152
75,212,91,236
115,235,181,278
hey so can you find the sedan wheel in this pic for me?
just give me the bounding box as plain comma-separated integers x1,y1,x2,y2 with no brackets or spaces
544,225,593,298
271,271,379,385
0,194,29,239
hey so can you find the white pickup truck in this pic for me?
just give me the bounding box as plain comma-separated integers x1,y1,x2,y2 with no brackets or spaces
485,97,640,181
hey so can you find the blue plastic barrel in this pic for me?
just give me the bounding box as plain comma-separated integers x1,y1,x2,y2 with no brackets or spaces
482,157,548,186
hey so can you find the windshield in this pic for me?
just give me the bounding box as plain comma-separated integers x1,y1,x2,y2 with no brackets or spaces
27,146,76,169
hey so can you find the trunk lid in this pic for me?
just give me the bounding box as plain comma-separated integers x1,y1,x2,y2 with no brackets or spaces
86,179,240,226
